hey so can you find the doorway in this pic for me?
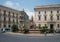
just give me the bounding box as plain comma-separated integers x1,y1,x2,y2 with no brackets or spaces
50,24,54,29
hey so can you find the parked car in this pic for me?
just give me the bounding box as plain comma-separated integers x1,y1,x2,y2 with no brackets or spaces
1,28,5,33
5,28,10,32
1,28,10,33
56,30,60,33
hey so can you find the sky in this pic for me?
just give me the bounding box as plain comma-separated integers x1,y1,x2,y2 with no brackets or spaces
0,0,60,19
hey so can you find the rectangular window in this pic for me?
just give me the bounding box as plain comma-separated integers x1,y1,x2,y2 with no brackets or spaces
16,14,18,18
0,9,1,16
4,25,6,27
4,17,6,22
4,10,6,14
57,16,59,20
51,11,53,14
57,10,59,14
44,16,47,21
57,24,59,28
50,16,53,21
8,25,10,27
13,13,14,17
4,10,6,16
9,18,10,22
13,19,14,23
39,16,41,20
16,14,18,23
45,24,46,26
39,11,40,14
45,11,46,14
8,12,10,16
39,24,41,28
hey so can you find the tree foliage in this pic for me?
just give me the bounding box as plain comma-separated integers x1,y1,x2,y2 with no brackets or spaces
22,25,29,34
49,28,54,33
11,24,18,32
40,26,48,33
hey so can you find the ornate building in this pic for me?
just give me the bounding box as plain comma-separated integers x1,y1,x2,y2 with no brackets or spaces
34,4,60,30
0,5,29,30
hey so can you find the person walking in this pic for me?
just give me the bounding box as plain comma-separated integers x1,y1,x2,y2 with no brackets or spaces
2,28,5,33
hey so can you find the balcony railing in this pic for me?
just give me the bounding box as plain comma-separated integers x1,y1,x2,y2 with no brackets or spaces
20,14,24,17
19,19,24,22
47,20,56,23
56,14,60,16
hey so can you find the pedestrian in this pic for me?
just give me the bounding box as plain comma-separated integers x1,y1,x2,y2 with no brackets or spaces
2,28,5,33
44,31,47,36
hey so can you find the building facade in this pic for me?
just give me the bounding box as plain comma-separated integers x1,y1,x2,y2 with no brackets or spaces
0,5,29,30
34,4,60,30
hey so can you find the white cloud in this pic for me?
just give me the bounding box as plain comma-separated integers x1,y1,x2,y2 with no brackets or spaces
15,3,20,7
3,1,20,9
4,1,13,7
24,9,34,19
3,1,34,19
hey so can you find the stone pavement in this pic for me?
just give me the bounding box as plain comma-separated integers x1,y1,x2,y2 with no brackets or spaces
4,32,60,37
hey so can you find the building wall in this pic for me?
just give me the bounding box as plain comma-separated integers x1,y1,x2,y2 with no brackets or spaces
34,5,60,30
0,5,29,31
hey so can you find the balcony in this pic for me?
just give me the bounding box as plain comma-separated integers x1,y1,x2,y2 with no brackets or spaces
56,14,60,16
20,14,24,17
3,21,8,24
19,19,24,22
3,14,7,16
8,15,11,17
44,14,47,16
47,20,56,23
50,14,53,16
38,14,41,16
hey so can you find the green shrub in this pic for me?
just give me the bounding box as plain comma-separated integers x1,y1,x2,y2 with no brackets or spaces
49,28,54,33
22,25,29,34
11,24,18,32
24,28,29,34
40,26,48,33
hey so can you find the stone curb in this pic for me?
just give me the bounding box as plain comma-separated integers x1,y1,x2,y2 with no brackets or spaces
5,32,60,37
